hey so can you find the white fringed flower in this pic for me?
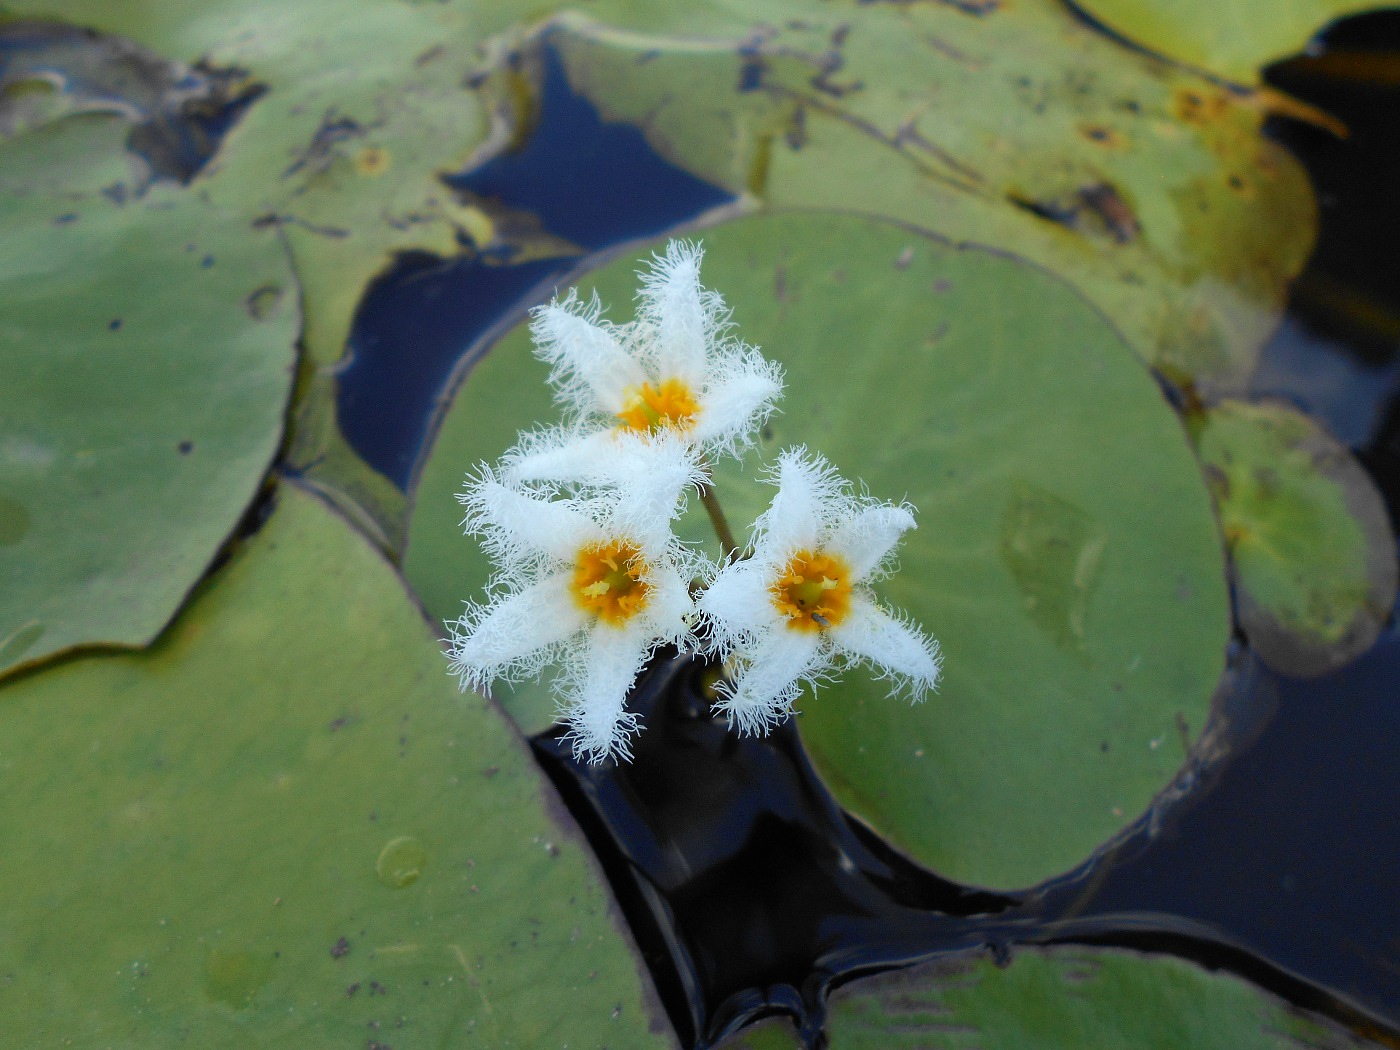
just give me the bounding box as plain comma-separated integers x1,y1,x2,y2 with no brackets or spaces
446,436,705,762
698,448,942,734
507,240,783,484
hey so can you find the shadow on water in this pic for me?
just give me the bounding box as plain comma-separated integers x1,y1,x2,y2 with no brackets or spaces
337,15,1400,1049
336,43,734,489
533,654,1019,1047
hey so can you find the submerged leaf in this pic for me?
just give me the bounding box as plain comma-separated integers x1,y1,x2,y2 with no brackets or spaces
0,484,675,1048
405,212,1231,890
1192,398,1397,677
820,946,1365,1049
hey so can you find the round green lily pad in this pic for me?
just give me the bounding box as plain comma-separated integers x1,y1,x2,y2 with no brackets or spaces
0,111,297,678
1192,398,1397,677
0,483,674,1048
822,946,1364,1049
405,211,1230,890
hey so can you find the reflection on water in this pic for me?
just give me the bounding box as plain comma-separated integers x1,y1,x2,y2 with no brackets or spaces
337,44,733,489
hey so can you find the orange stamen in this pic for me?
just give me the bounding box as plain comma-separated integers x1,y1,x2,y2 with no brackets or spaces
571,539,652,625
771,549,852,632
616,378,701,434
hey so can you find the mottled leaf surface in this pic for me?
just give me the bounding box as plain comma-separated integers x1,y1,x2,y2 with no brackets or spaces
514,3,1317,391
1193,399,1397,677
405,212,1230,890
1072,0,1379,82
0,484,674,1048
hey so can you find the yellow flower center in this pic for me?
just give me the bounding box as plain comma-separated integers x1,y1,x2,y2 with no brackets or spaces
771,549,852,632
571,539,652,625
616,378,700,434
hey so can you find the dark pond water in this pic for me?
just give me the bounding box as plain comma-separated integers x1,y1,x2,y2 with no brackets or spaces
334,16,1400,1050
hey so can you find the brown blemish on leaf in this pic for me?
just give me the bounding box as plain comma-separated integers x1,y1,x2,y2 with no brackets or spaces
356,146,390,177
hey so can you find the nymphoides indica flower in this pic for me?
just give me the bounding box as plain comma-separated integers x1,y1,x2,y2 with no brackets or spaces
506,240,784,484
698,448,942,734
446,433,707,762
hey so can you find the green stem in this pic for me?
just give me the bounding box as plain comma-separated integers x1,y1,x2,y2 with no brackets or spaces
696,461,739,562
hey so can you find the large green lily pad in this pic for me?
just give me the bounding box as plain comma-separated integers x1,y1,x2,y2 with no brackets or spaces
1192,398,1397,677
483,3,1316,392
0,483,674,1048
1072,0,1380,83
0,110,297,678
819,946,1362,1048
405,211,1230,890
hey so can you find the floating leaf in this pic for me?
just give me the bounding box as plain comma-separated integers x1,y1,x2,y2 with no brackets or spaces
1071,0,1378,83
0,0,575,548
491,4,1317,391
405,211,1230,890
0,483,675,1048
0,111,297,677
820,946,1363,1048
1192,398,1397,677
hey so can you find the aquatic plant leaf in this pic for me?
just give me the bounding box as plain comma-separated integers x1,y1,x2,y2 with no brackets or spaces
0,112,297,678
1192,399,1397,677
715,1018,804,1049
405,212,1230,890
0,0,575,549
819,946,1362,1049
1072,0,1378,83
0,484,675,1048
490,5,1316,393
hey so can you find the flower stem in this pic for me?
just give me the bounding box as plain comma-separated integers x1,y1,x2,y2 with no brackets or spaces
697,474,739,562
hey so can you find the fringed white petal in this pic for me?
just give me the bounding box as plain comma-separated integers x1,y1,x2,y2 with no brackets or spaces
692,348,784,453
599,431,706,550
446,572,585,689
503,427,621,486
529,293,646,414
830,596,942,700
635,240,714,385
826,503,917,581
462,476,595,562
639,556,698,646
698,559,780,647
559,623,653,763
713,629,825,736
755,447,848,557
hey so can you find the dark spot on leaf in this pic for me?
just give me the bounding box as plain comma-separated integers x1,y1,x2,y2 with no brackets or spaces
784,104,808,150
413,44,445,68
177,440,193,455
108,318,122,331
282,109,369,181
100,183,128,205
738,56,765,92
52,212,77,225
1080,183,1139,243
810,50,862,97
331,937,351,959
201,254,215,268
244,284,283,320
347,982,361,997
1100,741,1110,752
